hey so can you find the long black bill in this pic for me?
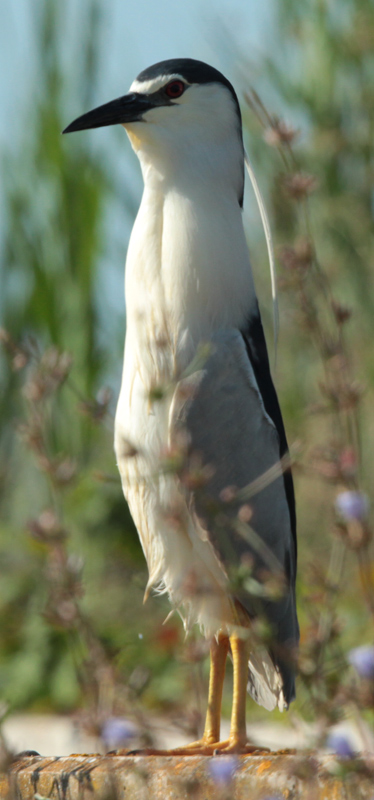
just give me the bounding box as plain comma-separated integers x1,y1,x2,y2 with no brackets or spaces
63,92,154,134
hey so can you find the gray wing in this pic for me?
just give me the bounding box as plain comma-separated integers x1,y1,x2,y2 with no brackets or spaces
171,328,298,706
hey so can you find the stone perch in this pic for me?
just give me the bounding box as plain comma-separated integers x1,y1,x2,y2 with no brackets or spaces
3,752,374,799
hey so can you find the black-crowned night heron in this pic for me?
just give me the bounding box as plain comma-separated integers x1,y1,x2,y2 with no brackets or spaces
64,58,298,755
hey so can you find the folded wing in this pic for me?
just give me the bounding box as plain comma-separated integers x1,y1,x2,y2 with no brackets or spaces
171,323,298,708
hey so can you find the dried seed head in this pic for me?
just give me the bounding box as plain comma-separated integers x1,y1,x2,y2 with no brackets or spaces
280,239,313,272
283,172,318,200
339,448,358,479
12,352,29,371
0,329,31,370
0,329,10,347
264,118,299,147
53,458,77,486
219,485,238,503
56,600,78,624
28,509,66,541
237,503,253,523
80,386,112,421
331,300,352,326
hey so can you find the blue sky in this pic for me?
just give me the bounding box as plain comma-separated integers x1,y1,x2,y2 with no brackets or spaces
1,0,276,145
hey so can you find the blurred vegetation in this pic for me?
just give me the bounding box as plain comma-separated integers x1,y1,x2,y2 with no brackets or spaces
0,0,374,753
241,0,374,729
0,3,200,740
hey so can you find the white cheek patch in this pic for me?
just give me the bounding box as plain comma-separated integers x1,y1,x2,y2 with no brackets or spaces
130,74,189,95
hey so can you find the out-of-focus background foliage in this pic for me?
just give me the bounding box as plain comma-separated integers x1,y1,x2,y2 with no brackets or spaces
1,0,374,748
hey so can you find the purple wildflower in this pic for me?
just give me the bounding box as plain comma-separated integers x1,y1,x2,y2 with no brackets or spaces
327,733,355,758
335,491,369,521
209,755,238,784
348,645,374,678
101,717,138,749
262,796,283,800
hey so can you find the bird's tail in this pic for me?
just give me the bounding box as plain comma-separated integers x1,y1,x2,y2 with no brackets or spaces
247,649,287,712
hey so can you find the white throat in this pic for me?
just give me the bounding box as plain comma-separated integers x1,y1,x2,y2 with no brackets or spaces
124,111,256,383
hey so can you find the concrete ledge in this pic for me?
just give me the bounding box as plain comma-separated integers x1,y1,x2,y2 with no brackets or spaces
4,752,374,799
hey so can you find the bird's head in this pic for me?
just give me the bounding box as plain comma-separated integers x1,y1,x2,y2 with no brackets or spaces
64,58,244,202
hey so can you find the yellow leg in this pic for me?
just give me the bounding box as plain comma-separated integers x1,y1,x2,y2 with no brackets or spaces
165,633,267,755
225,633,250,750
209,633,269,754
202,633,230,743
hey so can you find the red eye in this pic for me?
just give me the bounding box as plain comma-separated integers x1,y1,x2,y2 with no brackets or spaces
165,80,185,99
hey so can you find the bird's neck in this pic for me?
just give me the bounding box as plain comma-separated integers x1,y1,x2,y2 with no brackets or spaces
124,161,256,380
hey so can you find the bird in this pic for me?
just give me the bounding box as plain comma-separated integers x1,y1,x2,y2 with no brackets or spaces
64,58,299,755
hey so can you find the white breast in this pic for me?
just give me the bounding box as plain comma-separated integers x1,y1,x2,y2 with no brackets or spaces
114,155,256,637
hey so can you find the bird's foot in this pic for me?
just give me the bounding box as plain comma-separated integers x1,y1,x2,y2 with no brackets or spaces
211,737,270,755
118,738,222,756
117,737,270,757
